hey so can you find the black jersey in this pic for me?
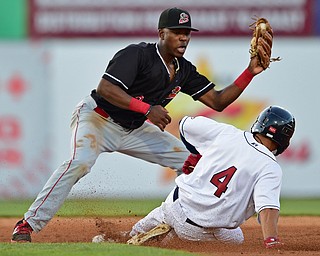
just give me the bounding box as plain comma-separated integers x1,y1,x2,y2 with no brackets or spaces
91,42,215,129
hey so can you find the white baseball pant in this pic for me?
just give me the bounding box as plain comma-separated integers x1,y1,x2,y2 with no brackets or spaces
130,187,244,244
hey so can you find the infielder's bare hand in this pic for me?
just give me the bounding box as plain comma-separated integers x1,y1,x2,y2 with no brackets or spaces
146,105,171,132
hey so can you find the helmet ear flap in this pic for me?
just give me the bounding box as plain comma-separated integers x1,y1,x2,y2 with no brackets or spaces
281,125,294,137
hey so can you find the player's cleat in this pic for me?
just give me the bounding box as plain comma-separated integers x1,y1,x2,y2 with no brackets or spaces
127,223,171,245
11,219,33,243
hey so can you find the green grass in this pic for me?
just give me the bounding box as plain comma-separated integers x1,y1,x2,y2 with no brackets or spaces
1,198,319,217
0,198,164,217
280,198,320,215
0,243,198,256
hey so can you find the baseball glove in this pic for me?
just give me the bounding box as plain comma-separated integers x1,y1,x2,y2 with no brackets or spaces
249,17,280,70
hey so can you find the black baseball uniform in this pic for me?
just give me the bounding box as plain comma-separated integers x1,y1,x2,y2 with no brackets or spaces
91,42,215,129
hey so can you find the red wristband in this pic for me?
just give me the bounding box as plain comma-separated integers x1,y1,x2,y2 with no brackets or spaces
234,68,254,90
264,237,282,248
129,97,151,115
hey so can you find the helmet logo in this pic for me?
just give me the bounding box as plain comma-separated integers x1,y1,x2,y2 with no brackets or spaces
179,13,189,24
268,126,276,133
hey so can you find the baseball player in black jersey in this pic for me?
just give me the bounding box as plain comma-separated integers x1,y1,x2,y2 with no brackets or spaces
12,7,270,242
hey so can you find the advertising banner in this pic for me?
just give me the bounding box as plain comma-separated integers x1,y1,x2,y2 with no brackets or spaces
29,0,314,38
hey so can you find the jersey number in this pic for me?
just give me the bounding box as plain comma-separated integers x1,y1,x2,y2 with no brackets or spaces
210,166,237,198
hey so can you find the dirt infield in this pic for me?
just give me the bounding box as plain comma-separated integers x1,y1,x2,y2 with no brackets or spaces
2,216,320,255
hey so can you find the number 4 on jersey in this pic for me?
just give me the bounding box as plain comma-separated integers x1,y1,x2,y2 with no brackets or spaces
210,166,237,198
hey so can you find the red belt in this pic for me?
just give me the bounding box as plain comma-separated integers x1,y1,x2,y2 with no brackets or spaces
94,107,109,118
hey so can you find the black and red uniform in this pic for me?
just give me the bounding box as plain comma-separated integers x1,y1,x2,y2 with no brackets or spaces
91,42,215,129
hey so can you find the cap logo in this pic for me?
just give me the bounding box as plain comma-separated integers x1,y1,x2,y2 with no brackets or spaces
179,13,189,24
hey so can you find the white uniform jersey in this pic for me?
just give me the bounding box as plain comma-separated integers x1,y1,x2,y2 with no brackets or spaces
177,116,282,229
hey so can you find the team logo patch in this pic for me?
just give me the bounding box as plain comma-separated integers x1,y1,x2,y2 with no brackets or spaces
166,86,181,99
179,13,189,24
268,126,277,133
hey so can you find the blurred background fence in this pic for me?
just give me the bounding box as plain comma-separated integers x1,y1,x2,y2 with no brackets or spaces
0,0,319,199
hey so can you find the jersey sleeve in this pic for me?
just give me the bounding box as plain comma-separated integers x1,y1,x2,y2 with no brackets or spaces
180,62,215,100
179,115,226,154
253,163,282,213
102,45,141,90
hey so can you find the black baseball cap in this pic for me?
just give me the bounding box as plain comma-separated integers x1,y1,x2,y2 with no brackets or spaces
158,7,199,31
